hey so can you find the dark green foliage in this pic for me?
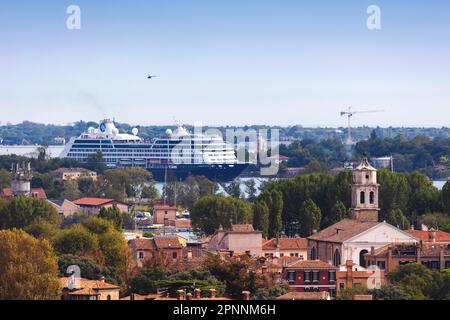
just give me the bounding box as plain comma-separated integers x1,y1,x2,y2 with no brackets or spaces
0,196,61,230
298,198,322,237
371,285,410,300
252,283,290,300
99,206,123,230
203,254,259,299
190,195,253,235
252,201,269,237
58,254,103,280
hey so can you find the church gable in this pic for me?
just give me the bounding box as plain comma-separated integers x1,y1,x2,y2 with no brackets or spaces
345,222,419,244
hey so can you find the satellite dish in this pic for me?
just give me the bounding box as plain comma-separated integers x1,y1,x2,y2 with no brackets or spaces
165,129,173,136
132,128,139,136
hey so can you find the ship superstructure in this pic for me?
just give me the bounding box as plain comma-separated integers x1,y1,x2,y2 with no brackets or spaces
60,119,248,181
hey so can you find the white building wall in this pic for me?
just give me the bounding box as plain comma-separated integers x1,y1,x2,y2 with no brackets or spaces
341,223,419,266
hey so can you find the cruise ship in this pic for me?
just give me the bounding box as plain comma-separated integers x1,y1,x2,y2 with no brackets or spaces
60,119,249,181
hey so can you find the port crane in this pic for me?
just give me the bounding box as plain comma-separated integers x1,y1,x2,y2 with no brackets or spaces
340,107,384,145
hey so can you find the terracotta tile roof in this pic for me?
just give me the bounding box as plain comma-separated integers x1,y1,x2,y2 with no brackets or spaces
68,288,101,296
262,238,308,250
421,243,450,256
1,187,47,199
153,236,183,249
154,205,177,210
231,224,255,232
73,197,116,206
285,260,336,269
60,277,120,291
307,219,380,243
405,230,450,243
128,238,156,251
276,291,331,300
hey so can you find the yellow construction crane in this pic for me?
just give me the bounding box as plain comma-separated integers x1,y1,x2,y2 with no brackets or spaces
340,107,384,145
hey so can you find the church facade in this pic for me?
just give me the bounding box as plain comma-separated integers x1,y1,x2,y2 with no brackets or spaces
307,158,419,268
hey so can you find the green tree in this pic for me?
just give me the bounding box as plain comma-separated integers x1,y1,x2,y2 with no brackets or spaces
442,181,450,215
244,179,258,202
62,180,81,201
420,212,450,229
372,285,410,300
299,199,322,237
386,207,410,230
388,263,434,300
252,201,269,238
0,229,61,300
58,254,103,280
190,196,253,235
203,254,260,299
268,190,283,238
0,196,61,230
0,169,11,189
53,224,99,258
328,201,350,225
25,219,60,240
99,205,123,230
224,179,242,198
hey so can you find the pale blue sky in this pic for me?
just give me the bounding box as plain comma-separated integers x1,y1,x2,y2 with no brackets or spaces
1,0,450,127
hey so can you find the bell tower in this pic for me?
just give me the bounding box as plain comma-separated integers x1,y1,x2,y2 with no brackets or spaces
351,158,379,222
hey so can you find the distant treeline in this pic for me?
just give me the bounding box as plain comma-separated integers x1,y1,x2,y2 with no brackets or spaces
1,120,450,145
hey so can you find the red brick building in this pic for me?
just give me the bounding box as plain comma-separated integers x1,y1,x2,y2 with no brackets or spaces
336,260,385,291
129,236,184,267
153,205,177,225
73,197,129,215
283,260,337,296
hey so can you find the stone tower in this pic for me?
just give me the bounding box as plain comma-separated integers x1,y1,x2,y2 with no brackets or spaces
351,158,379,222
11,162,33,197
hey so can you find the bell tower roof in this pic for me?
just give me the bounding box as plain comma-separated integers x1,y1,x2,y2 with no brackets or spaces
355,157,376,171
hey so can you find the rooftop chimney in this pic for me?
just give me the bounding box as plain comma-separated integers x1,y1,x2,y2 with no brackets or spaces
242,291,251,301
428,229,437,243
177,290,186,300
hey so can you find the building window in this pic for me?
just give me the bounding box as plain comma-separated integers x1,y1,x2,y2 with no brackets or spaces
287,271,296,283
172,252,177,259
370,191,375,204
339,283,345,290
360,191,366,204
310,247,317,260
445,261,450,269
377,261,386,270
280,253,284,257
333,249,341,266
107,295,111,300
138,251,144,259
329,288,336,297
329,270,336,282
312,271,319,282
304,271,311,282
359,249,369,268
